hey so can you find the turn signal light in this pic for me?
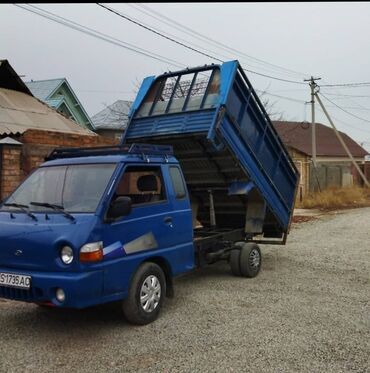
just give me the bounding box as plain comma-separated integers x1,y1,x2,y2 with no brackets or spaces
80,241,103,263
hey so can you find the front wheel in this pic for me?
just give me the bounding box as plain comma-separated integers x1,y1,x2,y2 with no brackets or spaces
122,262,166,325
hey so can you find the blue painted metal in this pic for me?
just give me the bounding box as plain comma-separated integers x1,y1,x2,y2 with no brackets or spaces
128,76,156,117
124,60,299,232
0,156,193,308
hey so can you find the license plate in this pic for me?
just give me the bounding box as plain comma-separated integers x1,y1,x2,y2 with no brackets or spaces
0,273,31,289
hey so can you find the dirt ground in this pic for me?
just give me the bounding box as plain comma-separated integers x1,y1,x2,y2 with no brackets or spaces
0,207,369,372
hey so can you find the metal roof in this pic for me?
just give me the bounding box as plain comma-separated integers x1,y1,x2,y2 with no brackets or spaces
273,121,369,158
25,78,64,101
0,87,95,136
25,78,94,131
0,136,22,145
91,100,131,130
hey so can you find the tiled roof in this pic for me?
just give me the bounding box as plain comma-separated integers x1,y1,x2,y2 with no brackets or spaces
25,78,64,101
91,100,131,130
273,121,368,158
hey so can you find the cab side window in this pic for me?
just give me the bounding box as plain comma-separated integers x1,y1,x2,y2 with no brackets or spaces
114,166,166,206
169,166,186,199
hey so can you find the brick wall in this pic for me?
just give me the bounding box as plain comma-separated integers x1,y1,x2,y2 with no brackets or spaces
19,130,118,176
0,129,119,200
286,147,310,202
0,144,22,199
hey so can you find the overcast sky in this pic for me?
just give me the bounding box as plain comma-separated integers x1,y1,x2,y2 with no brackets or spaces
1,2,370,151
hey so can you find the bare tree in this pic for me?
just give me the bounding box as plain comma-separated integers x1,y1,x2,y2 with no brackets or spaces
258,89,285,121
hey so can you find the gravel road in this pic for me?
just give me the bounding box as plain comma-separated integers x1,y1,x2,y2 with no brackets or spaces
0,208,369,373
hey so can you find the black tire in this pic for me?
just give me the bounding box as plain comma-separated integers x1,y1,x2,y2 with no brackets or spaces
230,249,241,276
239,243,261,278
122,262,166,325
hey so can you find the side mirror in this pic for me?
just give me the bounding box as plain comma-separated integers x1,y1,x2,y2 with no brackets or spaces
108,196,132,221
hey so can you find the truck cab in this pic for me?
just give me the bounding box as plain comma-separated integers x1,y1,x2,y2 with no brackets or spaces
0,144,194,324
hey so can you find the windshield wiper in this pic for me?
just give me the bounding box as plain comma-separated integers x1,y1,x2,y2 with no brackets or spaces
3,203,38,221
30,202,75,222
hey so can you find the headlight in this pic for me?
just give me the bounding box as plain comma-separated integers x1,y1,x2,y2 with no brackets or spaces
79,241,103,263
61,246,74,264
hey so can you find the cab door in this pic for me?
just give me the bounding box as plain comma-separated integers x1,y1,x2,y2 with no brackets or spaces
101,163,193,297
164,164,194,268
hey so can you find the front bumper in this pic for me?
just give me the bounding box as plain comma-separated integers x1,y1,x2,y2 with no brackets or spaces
0,267,103,308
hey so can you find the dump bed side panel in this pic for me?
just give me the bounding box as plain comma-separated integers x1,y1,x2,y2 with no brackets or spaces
215,68,298,228
217,114,291,228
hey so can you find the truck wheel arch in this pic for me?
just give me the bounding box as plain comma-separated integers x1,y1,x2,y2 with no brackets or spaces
141,257,174,298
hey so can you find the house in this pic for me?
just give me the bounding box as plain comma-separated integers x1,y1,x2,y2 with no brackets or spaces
0,60,117,200
273,121,369,198
91,100,131,141
25,77,94,131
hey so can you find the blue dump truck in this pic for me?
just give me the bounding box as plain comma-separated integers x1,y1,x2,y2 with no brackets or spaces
0,61,299,324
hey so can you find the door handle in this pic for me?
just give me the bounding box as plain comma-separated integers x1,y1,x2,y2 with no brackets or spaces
163,217,173,227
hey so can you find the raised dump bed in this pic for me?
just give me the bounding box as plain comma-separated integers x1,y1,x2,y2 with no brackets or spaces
123,61,299,243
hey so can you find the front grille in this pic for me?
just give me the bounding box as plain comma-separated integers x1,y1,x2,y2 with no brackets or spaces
0,286,43,301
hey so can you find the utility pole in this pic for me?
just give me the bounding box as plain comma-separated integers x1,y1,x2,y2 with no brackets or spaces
304,76,321,167
315,93,370,188
304,76,321,191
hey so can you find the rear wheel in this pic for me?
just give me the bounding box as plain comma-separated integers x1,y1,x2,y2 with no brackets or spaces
229,242,261,278
122,262,166,325
240,243,261,278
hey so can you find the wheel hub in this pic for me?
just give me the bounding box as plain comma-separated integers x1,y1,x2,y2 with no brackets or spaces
249,248,260,268
140,275,161,313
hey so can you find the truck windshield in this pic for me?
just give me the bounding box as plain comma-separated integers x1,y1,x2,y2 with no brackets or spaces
1,164,116,213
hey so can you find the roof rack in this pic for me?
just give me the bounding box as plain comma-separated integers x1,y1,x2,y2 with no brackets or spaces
46,143,174,161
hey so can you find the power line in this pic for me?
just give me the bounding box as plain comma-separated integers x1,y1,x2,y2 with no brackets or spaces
14,4,187,70
100,4,298,79
258,89,370,113
128,3,309,79
320,92,370,98
319,92,370,125
256,90,370,134
243,70,306,85
255,90,306,104
97,3,307,85
316,107,370,134
320,82,370,87
97,3,223,63
17,3,304,96
95,5,237,70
